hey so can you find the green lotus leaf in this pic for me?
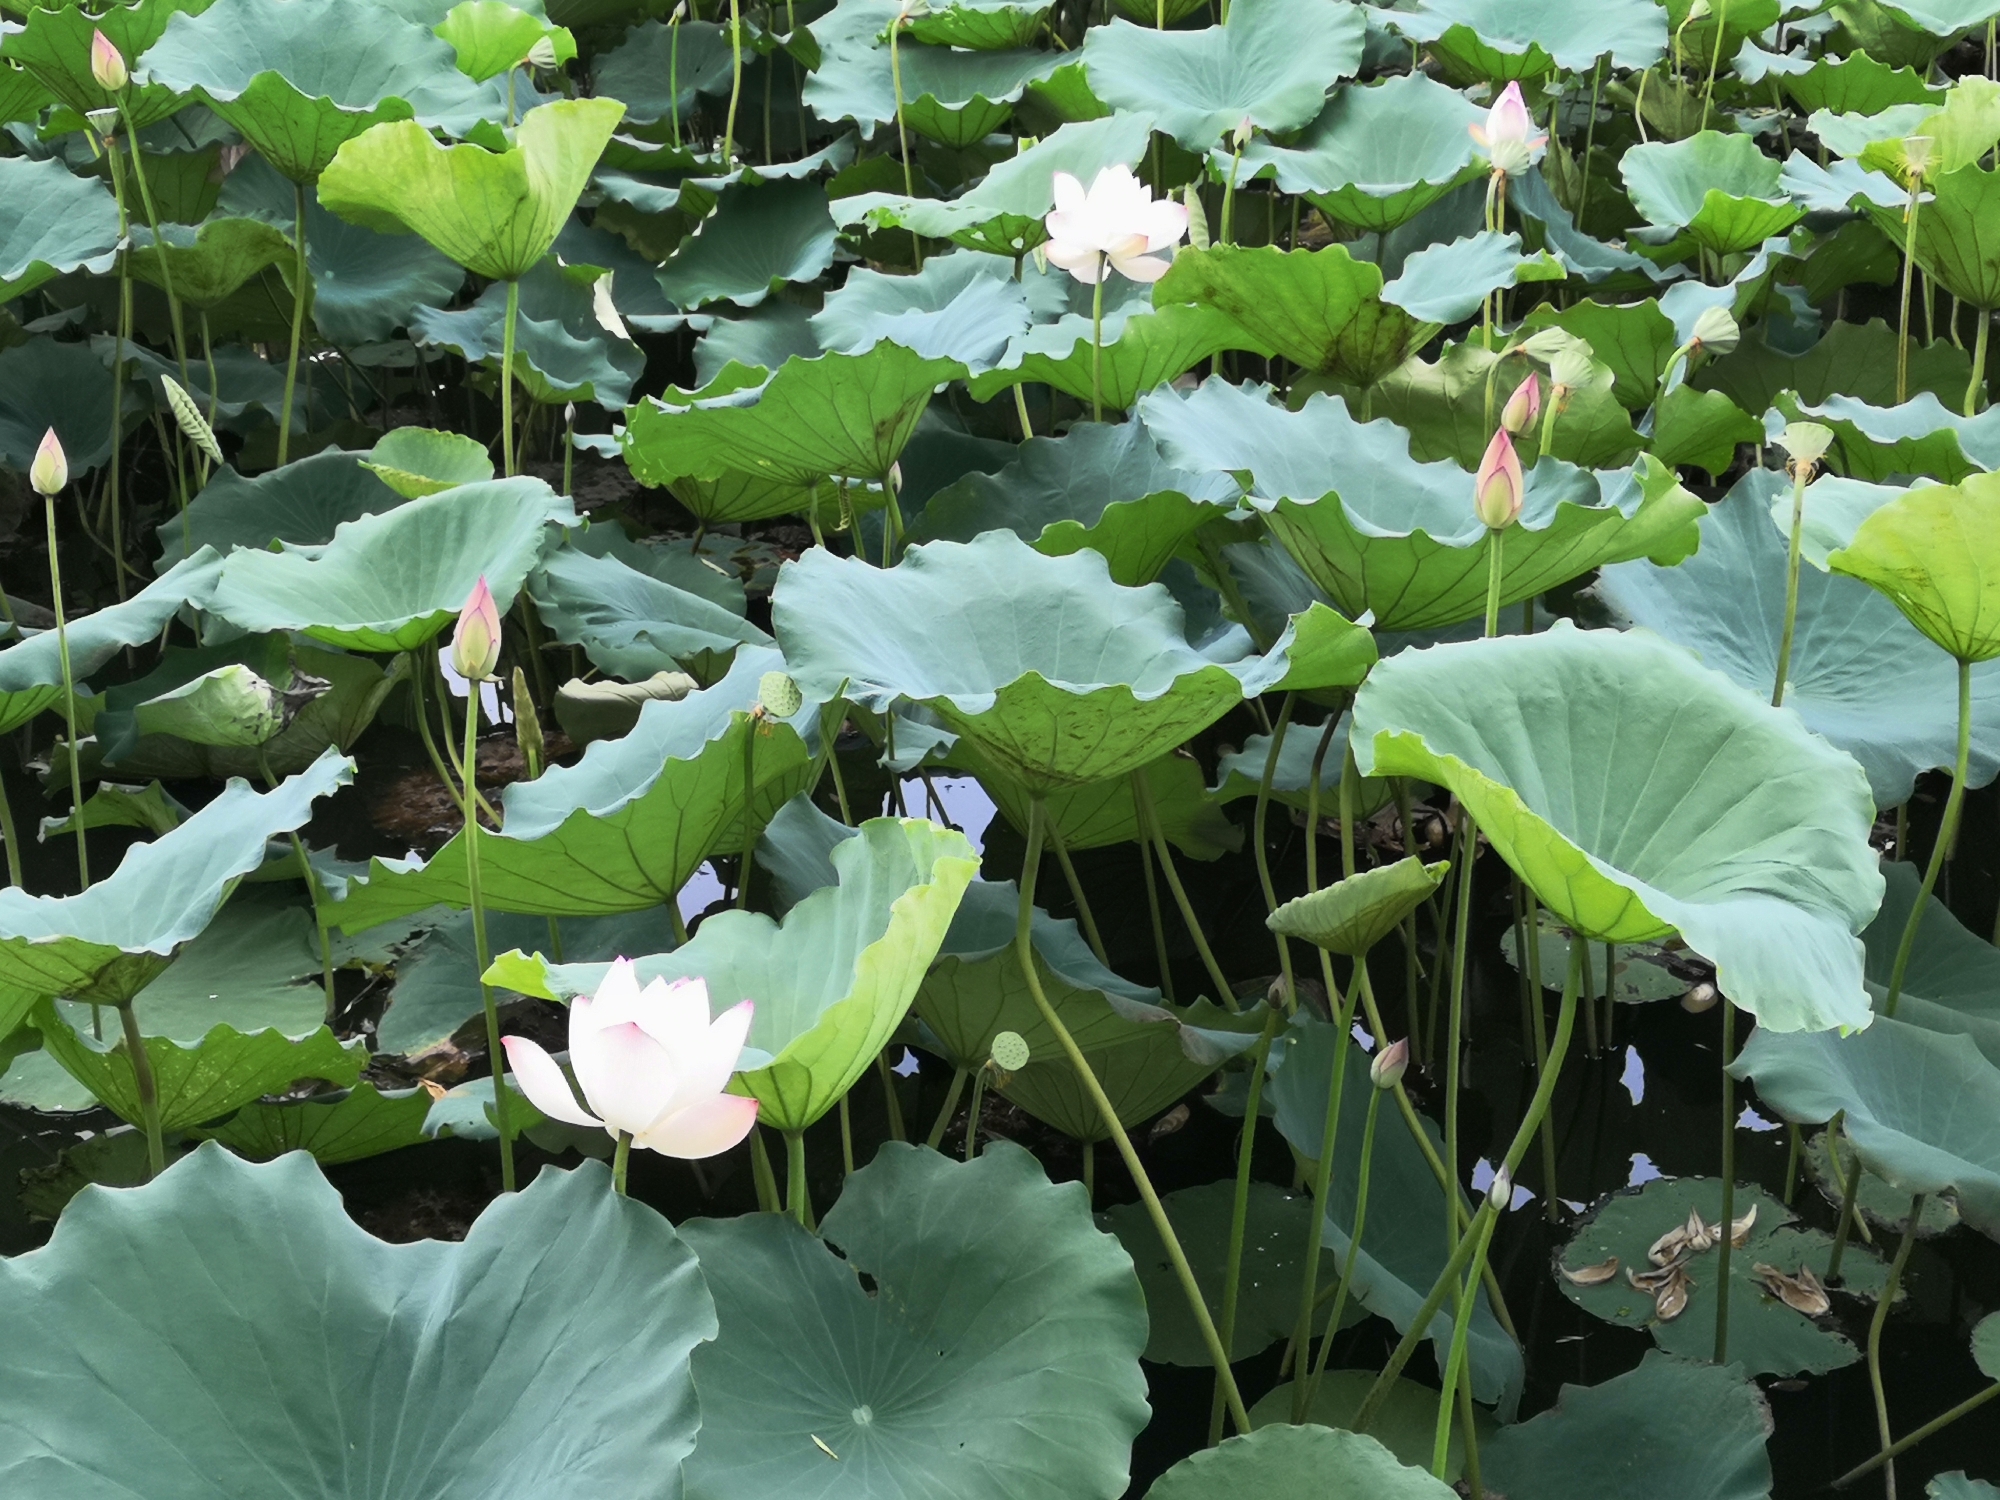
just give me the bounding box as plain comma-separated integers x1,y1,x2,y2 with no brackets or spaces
1383,0,1665,81
1100,1181,1363,1365
361,425,495,498
318,95,625,280
571,524,749,613
836,112,1149,256
1366,337,1643,469
812,250,1040,373
529,544,771,682
1934,1476,2000,1500
194,1079,433,1163
1266,1012,1523,1411
1598,472,2000,806
1249,1373,1488,1482
655,178,838,310
1781,391,2000,480
205,477,576,652
0,548,223,737
1557,1177,1887,1377
156,452,402,565
1148,1425,1454,1500
907,419,1236,585
1481,1352,1776,1500
1153,244,1432,384
1803,1124,1963,1236
41,780,189,841
1829,473,2000,661
1080,0,1363,152
1695,319,1971,416
1621,131,1804,257
804,7,1060,145
496,814,975,1131
589,19,732,128
1519,297,1681,410
125,216,293,308
1269,856,1447,957
622,343,962,485
6,0,209,131
0,57,54,123
412,257,643,407
0,1146,713,1497
435,0,574,81
102,893,327,1038
331,648,815,929
1351,624,1884,1032
1378,229,1565,325
1857,75,2000,179
1140,379,1701,630
0,749,350,1014
115,337,291,434
777,532,1376,792
1772,49,1945,115
1235,72,1483,235
958,743,1244,859
1650,384,1764,477
0,335,125,475
1858,860,2000,1065
904,0,1050,47
136,0,499,182
681,1143,1146,1500
1209,711,1390,818
0,154,120,302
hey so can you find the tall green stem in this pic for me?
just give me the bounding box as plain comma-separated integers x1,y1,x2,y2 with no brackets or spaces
1133,768,1232,1004
102,141,133,598
1967,309,1991,417
1090,265,1105,423
722,0,744,165
1883,658,1972,1018
1483,527,1505,639
113,102,190,389
1715,995,1738,1363
1867,1197,1924,1500
1045,809,1107,964
279,182,309,467
44,494,88,889
1290,968,1361,1421
1017,798,1251,1435
1897,182,1922,406
1304,1081,1380,1406
888,15,922,268
737,711,757,908
786,1128,812,1226
1208,1004,1283,1445
1773,461,1809,705
1832,1382,2000,1490
500,277,521,477
612,1130,632,1195
117,1000,165,1178
0,768,21,889
1432,1189,1502,1476
962,1064,987,1162
463,683,515,1191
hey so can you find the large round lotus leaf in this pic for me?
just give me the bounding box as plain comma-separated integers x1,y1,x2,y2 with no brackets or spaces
1149,1424,1452,1499
907,420,1236,585
1249,1372,1487,1482
7,0,204,130
803,6,1059,144
1351,625,1884,1033
126,216,294,308
157,452,402,565
1080,0,1363,152
1236,72,1483,234
0,154,119,302
655,179,839,311
1828,473,2000,662
137,0,495,183
1268,856,1447,957
318,96,624,280
1153,245,1429,384
204,477,576,652
1858,860,2000,1063
1379,230,1568,327
529,545,770,682
1778,391,2000,482
0,749,351,1023
493,816,977,1133
412,260,644,408
622,343,963,486
0,1146,714,1499
1557,1177,1887,1378
1267,1013,1524,1413
1598,472,2000,806
775,532,1377,792
1765,48,1943,115
1621,131,1804,257
1140,378,1703,631
1874,163,2000,309
0,336,124,475
1482,1352,1775,1500
903,0,1052,48
1384,0,1666,81
434,0,574,81
331,648,815,930
813,251,1040,373
194,1080,433,1164
679,1142,1149,1500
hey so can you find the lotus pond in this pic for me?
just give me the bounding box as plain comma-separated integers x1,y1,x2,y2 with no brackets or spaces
4,0,2000,1495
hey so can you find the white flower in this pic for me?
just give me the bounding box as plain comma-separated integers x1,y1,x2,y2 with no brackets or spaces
1043,165,1188,285
503,959,760,1158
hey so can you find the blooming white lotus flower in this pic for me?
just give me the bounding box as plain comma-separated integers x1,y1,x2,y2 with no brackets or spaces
1468,80,1546,177
1043,165,1188,285
503,960,760,1158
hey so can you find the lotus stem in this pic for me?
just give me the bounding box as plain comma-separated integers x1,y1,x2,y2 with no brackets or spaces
43,493,88,890
1603,938,1616,1049
1252,695,1297,977
1783,1122,1802,1205
611,1130,632,1195
1443,796,1476,1253
1304,1076,1379,1406
1526,897,1559,1220
1883,658,1971,1019
1208,1003,1283,1445
1289,967,1360,1421
737,710,758,909
1431,1182,1501,1478
498,277,522,477
722,0,743,166
1090,264,1105,423
1394,778,1423,1054
668,10,683,150
1833,1382,2000,1490
1715,994,1738,1363
839,1091,855,1176
561,403,575,496
962,1063,987,1162
1483,527,1505,639
1018,797,1252,1436
1698,0,1728,133
1578,58,1603,224
117,1000,165,1179
259,748,337,1020
888,14,921,268
874,1049,907,1141
1139,833,1175,1001
103,140,133,599
0,767,21,888
785,1128,812,1226
926,1065,969,1150
751,1126,781,1210
1827,1127,1868,1284
1132,768,1233,1004
461,680,516,1192
1866,1196,1924,1500
1353,938,1581,1437
1897,181,1922,407
1219,140,1244,245
279,181,309,467
1045,809,1108,964
113,99,191,391
1773,460,1809,706
881,464,906,566
1012,385,1034,439
1967,310,1990,417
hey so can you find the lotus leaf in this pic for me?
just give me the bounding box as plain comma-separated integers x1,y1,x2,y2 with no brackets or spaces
590,19,733,127
813,251,1044,372
1268,856,1447,958
655,178,839,310
1384,0,1667,81
959,744,1243,858
804,11,1059,146
904,0,1051,48
529,545,771,682
412,258,644,407
434,0,574,82
1209,711,1390,818
0,336,125,475
0,154,120,301
1829,474,2000,661
1858,860,2000,1063
0,1147,714,1498
1781,391,2000,480
194,1079,434,1163
1378,229,1566,325
1621,131,1804,257
6,0,209,130
1146,1425,1455,1500
1351,624,1885,1032
361,425,494,497
1365,338,1643,469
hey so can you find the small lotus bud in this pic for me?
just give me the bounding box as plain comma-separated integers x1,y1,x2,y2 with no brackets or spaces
1266,975,1288,1008
1473,427,1524,530
1371,1038,1409,1090
1681,981,1719,1014
162,375,223,465
1488,1166,1513,1208
1231,115,1255,151
451,576,503,683
90,29,128,93
989,1029,1030,1073
524,34,559,70
1498,374,1541,436
1776,421,1833,469
1689,305,1739,358
29,428,66,497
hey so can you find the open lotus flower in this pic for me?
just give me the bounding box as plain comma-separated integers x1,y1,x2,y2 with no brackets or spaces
1043,165,1188,285
1474,427,1524,530
1469,81,1545,176
502,960,760,1158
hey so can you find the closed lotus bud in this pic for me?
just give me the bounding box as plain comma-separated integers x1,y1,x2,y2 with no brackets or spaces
1371,1038,1409,1091
1689,305,1739,358
452,576,503,683
90,29,128,92
29,428,66,497
1499,373,1541,436
1488,1166,1513,1209
1473,427,1524,530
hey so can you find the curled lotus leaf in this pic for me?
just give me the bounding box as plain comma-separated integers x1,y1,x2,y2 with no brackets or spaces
1828,473,2000,662
1383,0,1667,81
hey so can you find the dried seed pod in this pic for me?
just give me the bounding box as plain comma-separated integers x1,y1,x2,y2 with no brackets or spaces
1561,1257,1620,1287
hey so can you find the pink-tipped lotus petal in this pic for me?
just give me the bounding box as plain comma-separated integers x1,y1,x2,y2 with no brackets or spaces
1110,251,1172,282
501,1036,604,1130
635,1093,761,1159
573,1020,684,1137
1138,198,1190,250
675,998,756,1102
1486,81,1533,147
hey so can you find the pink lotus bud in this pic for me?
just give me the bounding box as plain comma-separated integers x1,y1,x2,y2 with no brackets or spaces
1371,1037,1409,1090
29,428,66,497
89,29,128,93
1499,373,1540,436
1468,81,1547,176
451,576,502,682
1474,428,1524,530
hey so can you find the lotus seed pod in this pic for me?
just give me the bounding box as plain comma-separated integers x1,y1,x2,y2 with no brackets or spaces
1776,421,1833,469
990,1030,1030,1073
757,671,804,719
1690,306,1740,358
